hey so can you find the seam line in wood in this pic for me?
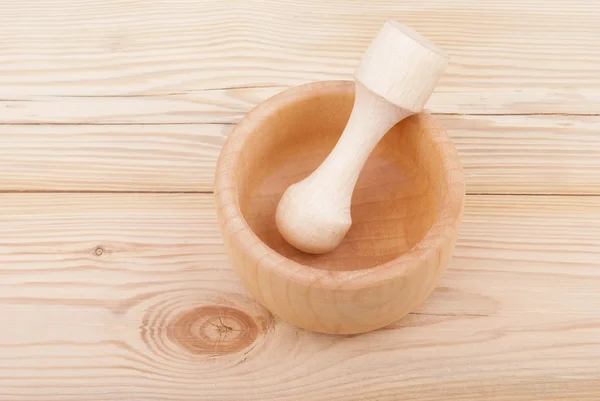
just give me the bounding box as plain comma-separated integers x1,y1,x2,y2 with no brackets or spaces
1,112,597,127
1,191,599,197
0,190,214,194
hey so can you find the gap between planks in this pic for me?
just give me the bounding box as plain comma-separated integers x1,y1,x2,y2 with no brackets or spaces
0,190,213,194
2,112,600,126
1,190,600,197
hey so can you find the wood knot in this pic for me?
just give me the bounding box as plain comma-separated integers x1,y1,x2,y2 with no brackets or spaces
169,306,259,355
94,246,104,256
139,292,275,363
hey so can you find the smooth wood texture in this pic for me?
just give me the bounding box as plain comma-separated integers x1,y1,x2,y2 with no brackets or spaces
0,0,599,115
0,124,229,192
276,22,449,253
2,88,600,126
354,20,449,113
0,193,599,399
1,0,599,397
216,81,464,333
0,115,599,194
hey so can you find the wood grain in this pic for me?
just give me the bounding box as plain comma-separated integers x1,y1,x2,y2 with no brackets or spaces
0,0,597,399
444,115,600,194
0,124,229,192
0,0,599,114
1,193,599,399
0,90,262,125
1,115,599,194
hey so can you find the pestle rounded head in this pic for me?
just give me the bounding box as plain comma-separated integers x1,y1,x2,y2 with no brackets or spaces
355,20,449,113
276,181,352,254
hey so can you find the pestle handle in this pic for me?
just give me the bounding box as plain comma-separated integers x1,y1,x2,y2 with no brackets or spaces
276,21,449,254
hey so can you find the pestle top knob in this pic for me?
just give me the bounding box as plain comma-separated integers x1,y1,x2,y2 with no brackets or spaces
355,20,449,113
275,21,449,254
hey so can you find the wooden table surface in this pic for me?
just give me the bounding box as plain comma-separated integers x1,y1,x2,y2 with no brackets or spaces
2,1,600,399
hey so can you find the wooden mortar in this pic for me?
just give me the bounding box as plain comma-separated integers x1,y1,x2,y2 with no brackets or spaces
215,80,465,335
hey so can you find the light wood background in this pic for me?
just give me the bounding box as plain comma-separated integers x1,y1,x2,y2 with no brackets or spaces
1,0,599,399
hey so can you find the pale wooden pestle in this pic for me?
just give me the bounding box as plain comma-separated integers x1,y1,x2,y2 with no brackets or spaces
275,21,450,254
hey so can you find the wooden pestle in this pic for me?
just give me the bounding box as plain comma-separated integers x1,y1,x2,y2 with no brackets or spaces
275,21,450,254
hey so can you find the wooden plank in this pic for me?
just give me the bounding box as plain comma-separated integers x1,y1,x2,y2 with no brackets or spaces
444,115,600,194
0,90,263,125
0,193,599,400
0,0,599,115
3,89,600,125
0,124,229,192
1,115,599,194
